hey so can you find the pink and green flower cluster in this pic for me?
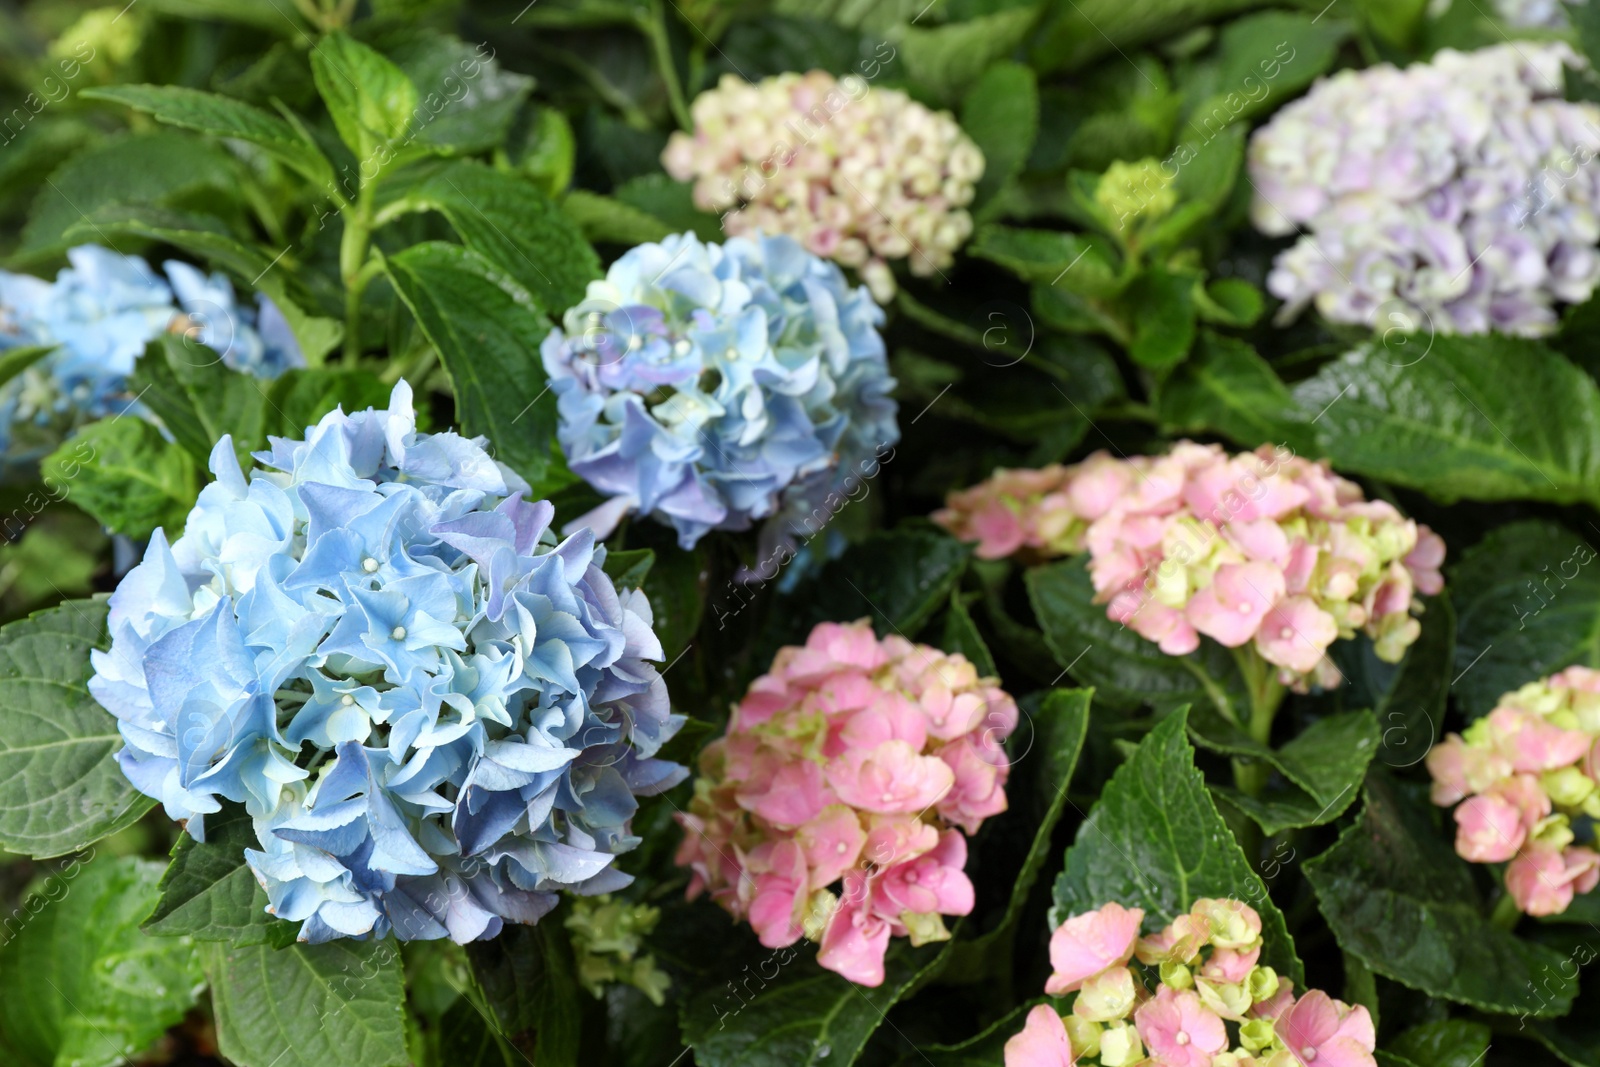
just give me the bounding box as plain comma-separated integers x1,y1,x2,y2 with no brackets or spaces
934,443,1445,690
673,620,1016,986
1006,900,1376,1067
1427,666,1600,915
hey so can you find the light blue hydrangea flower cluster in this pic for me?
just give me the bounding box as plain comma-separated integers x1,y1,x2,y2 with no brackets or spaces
0,244,303,455
542,232,898,551
89,382,684,944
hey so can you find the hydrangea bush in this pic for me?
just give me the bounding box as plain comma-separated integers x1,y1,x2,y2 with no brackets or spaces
1,3,1599,1066
90,382,684,942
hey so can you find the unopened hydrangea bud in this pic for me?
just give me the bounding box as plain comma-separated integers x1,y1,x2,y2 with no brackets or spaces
1098,1021,1144,1067
1096,158,1178,232
1196,976,1254,1020
1247,965,1280,1004
1064,1016,1102,1058
1074,966,1139,1022
1159,959,1193,990
1239,1016,1278,1052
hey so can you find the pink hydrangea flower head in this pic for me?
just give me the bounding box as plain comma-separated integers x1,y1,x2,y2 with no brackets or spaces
1135,986,1228,1067
1004,1005,1078,1067
1429,667,1600,915
1274,990,1377,1067
1045,901,1145,995
663,71,984,302
675,620,1016,984
935,442,1442,691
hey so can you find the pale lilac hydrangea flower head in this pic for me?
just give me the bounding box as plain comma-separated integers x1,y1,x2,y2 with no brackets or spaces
662,71,984,302
1428,666,1600,916
1248,43,1600,336
90,382,684,943
674,619,1015,986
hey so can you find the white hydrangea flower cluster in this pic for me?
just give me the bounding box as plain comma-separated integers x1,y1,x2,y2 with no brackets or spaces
1491,0,1585,29
1248,43,1600,336
662,70,984,302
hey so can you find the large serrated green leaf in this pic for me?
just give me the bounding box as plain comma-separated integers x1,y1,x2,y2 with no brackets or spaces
895,1000,1041,1066
1292,337,1600,507
775,527,971,646
384,241,572,498
207,939,410,1067
376,159,600,314
1451,520,1600,718
1157,332,1312,451
961,61,1038,217
386,35,534,155
131,334,271,466
0,600,153,858
466,921,582,1065
1304,772,1576,1017
41,418,198,542
1194,708,1378,835
896,7,1042,102
310,31,419,159
1025,557,1246,714
0,854,203,1067
81,84,332,186
142,804,282,944
1051,708,1302,983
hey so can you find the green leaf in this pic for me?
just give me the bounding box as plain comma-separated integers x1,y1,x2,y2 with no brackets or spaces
142,804,279,944
941,592,997,679
1158,332,1311,449
1371,591,1456,770
1195,277,1263,327
310,31,420,158
779,527,971,642
681,940,949,1067
465,922,582,1065
639,538,704,663
601,548,655,592
1025,557,1245,714
385,35,534,155
384,242,573,498
1051,708,1303,983
961,61,1039,216
0,855,204,1067
945,690,1091,974
510,106,577,197
264,367,396,440
1388,1021,1491,1067
20,131,240,259
131,334,271,465
1303,771,1576,1016
377,159,600,313
0,344,55,392
898,1001,1041,1066
1127,267,1198,370
1451,520,1600,718
562,190,674,245
42,419,198,540
0,599,154,858
1531,962,1600,1067
81,84,333,186
1193,708,1378,835
968,225,1125,297
1032,0,1267,72
207,939,410,1067
612,175,722,243
1292,336,1600,507
1179,12,1349,134
896,7,1042,103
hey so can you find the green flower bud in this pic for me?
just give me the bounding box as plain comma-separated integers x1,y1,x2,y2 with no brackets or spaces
803,888,838,942
1543,766,1596,809
1247,965,1280,1003
1099,1021,1145,1067
1063,1016,1102,1059
1240,1016,1278,1052
1072,966,1137,1023
1159,959,1194,990
1095,158,1178,232
1195,976,1253,1020
901,911,951,947
1533,813,1576,850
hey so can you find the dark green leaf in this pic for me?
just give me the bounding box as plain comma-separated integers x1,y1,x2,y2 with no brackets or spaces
1451,520,1599,717
1193,708,1378,835
42,419,199,540
310,31,420,158
1052,708,1303,983
1157,332,1311,449
20,131,240,259
466,921,582,1065
640,540,704,663
1032,0,1266,72
377,159,600,314
896,7,1042,102
81,84,332,186
142,804,278,943
897,1001,1040,1066
1292,336,1600,507
384,241,573,497
131,334,271,465
1303,772,1576,1016
562,190,674,245
961,61,1039,216
264,367,396,440
1025,557,1246,714
1195,277,1263,327
612,175,722,243
0,599,154,858
1372,591,1456,770
602,548,655,592
386,36,534,155
0,855,203,1067
1127,267,1198,370
968,225,1125,297
1388,1020,1491,1067
780,527,971,642
681,940,948,1067
941,592,997,679
207,939,410,1067
1179,12,1349,133
0,345,55,393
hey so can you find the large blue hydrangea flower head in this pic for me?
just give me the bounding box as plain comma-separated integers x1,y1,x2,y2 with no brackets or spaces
542,231,898,550
90,382,684,944
0,245,304,457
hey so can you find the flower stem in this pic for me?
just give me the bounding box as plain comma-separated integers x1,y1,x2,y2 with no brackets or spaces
1231,647,1286,798
643,0,693,130
1490,892,1522,930
340,184,377,362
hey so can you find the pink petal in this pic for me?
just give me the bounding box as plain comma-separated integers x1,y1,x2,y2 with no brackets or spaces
1187,561,1286,647
1004,1005,1077,1067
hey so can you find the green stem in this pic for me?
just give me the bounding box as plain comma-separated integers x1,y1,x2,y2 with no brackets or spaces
643,0,692,130
1231,647,1286,798
1490,892,1522,931
340,185,377,362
